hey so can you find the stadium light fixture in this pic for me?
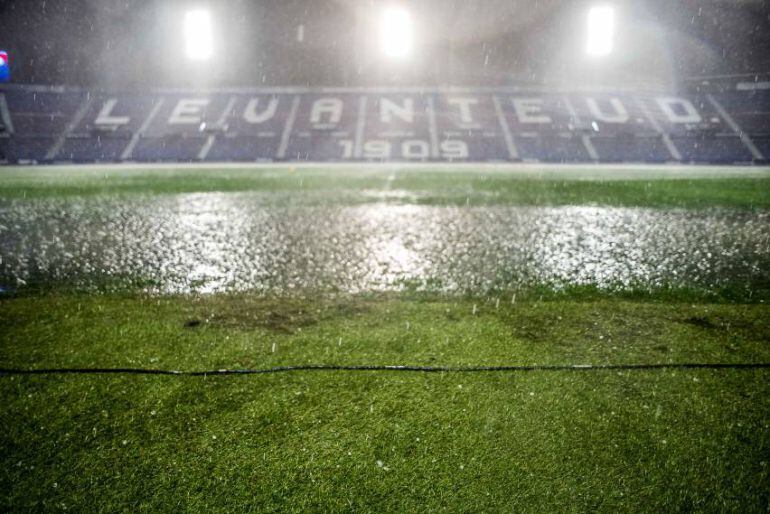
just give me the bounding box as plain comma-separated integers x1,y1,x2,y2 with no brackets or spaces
184,9,213,61
586,5,615,57
379,7,413,60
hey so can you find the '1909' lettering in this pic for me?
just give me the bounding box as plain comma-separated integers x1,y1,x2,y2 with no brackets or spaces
338,139,468,160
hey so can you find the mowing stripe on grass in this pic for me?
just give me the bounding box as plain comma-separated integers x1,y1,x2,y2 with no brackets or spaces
1,362,769,377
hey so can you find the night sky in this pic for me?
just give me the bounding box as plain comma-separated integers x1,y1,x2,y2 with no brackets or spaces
0,0,768,88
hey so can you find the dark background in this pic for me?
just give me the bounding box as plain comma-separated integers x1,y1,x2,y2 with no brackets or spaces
0,0,768,89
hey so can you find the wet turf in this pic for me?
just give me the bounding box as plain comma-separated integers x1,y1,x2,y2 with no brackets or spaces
1,165,769,511
2,171,769,296
1,165,769,208
1,294,769,511
2,293,770,370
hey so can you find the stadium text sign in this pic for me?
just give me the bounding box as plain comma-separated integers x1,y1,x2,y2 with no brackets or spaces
7,85,758,163
84,92,710,162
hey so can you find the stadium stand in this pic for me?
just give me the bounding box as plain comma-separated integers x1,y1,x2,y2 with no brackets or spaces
0,84,767,164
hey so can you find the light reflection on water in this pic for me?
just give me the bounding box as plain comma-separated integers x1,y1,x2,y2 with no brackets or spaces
0,192,768,294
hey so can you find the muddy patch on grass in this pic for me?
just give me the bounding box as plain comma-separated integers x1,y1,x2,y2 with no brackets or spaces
199,297,371,333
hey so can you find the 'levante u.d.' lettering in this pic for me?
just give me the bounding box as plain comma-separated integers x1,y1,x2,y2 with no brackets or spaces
94,94,705,129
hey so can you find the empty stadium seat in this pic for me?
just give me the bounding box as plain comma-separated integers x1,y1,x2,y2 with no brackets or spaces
131,135,207,162
592,135,672,163
0,85,766,164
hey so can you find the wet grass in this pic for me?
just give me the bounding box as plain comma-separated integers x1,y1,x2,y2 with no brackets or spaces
2,292,769,372
1,165,769,510
1,293,769,511
1,165,769,208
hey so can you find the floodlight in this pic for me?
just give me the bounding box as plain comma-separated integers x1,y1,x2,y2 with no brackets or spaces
586,5,615,57
185,9,213,61
379,7,413,59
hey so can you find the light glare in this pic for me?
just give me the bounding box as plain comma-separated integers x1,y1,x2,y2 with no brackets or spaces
380,7,413,59
586,6,615,57
185,10,213,61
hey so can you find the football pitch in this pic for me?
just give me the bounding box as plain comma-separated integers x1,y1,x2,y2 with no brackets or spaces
1,164,769,511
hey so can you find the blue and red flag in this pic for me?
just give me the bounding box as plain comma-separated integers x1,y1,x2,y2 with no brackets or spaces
0,51,10,82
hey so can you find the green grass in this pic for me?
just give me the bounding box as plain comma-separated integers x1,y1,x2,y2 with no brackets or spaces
2,165,770,511
1,165,769,208
1,293,769,511
2,293,770,370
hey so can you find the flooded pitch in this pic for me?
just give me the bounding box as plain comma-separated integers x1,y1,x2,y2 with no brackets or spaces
1,191,768,294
